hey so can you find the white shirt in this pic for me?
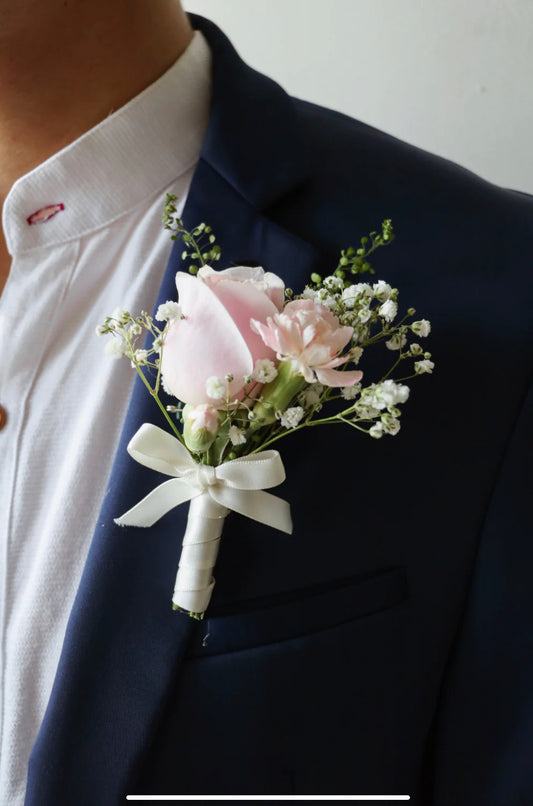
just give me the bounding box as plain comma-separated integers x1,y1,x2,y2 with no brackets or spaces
0,31,211,805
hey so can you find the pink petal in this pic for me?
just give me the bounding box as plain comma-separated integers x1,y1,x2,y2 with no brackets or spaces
284,299,315,314
313,303,341,328
301,323,317,347
314,368,363,387
207,278,278,363
318,352,353,370
279,317,303,354
198,265,264,285
161,273,254,404
327,325,354,354
301,343,332,367
263,272,285,310
250,317,282,353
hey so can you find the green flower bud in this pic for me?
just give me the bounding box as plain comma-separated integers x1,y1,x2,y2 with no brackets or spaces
182,403,220,453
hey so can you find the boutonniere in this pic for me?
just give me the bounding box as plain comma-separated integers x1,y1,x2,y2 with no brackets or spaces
97,194,434,619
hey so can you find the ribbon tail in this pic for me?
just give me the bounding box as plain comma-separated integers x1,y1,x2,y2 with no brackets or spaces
114,478,198,528
212,487,293,534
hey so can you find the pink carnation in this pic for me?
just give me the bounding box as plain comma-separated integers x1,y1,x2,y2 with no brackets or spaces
250,299,363,387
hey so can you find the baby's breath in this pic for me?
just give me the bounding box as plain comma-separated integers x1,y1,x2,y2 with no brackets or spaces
156,301,182,323
414,359,435,374
411,319,431,337
205,376,226,400
104,339,126,359
252,359,278,384
98,211,434,467
228,426,247,446
279,407,305,429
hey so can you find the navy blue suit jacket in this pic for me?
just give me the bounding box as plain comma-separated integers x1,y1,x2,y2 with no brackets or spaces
25,15,533,805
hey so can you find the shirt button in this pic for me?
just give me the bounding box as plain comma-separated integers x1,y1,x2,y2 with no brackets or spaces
0,405,6,430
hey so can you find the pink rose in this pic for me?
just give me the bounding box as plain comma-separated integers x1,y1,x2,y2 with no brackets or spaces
161,266,284,405
250,299,363,387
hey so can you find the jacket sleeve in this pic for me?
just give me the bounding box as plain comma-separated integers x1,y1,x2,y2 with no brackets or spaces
429,375,533,805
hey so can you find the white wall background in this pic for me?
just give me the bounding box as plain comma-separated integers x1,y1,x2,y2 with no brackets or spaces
186,0,533,194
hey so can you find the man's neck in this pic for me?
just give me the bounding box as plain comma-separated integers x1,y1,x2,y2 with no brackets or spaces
0,0,193,296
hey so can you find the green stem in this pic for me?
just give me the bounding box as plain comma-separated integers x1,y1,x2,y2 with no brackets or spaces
381,355,403,381
248,413,348,453
176,222,208,268
337,416,370,433
135,367,184,443
387,372,418,383
206,442,218,466
217,438,229,465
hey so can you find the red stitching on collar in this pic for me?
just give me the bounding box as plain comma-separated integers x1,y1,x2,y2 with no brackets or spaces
27,203,65,225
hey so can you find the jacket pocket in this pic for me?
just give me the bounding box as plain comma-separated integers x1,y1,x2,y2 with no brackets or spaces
187,565,408,657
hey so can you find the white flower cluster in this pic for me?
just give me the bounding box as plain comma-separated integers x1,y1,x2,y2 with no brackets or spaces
349,379,411,439
252,358,278,384
152,336,164,354
341,282,373,308
360,379,410,410
298,278,402,348
340,281,398,339
228,425,246,446
411,319,431,338
298,383,324,408
323,275,345,292
279,406,305,429
156,301,182,322
104,339,126,359
111,307,129,326
372,280,393,301
133,349,149,365
378,299,397,323
98,304,171,385
415,359,435,374
129,323,142,337
341,280,392,307
205,376,227,400
341,383,361,400
96,307,132,337
385,331,407,351
350,346,364,364
301,285,340,314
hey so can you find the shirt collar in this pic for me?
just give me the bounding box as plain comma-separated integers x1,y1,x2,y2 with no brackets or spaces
2,31,211,256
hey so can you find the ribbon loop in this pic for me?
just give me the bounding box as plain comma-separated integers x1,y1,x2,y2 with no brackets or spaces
115,423,293,535
115,423,293,614
125,422,197,477
215,450,286,490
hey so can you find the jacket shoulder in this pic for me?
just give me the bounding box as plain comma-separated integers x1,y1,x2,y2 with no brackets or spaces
292,96,532,211
270,97,533,296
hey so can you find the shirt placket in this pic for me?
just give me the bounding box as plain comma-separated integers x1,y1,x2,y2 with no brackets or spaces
0,241,79,802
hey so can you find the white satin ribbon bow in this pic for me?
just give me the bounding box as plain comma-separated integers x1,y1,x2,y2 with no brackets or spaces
115,423,292,613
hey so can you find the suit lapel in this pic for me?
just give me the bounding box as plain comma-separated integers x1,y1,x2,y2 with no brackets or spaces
25,17,321,804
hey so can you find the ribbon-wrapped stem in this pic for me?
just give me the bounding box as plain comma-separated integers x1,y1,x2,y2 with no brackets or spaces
172,493,228,617
115,423,293,618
